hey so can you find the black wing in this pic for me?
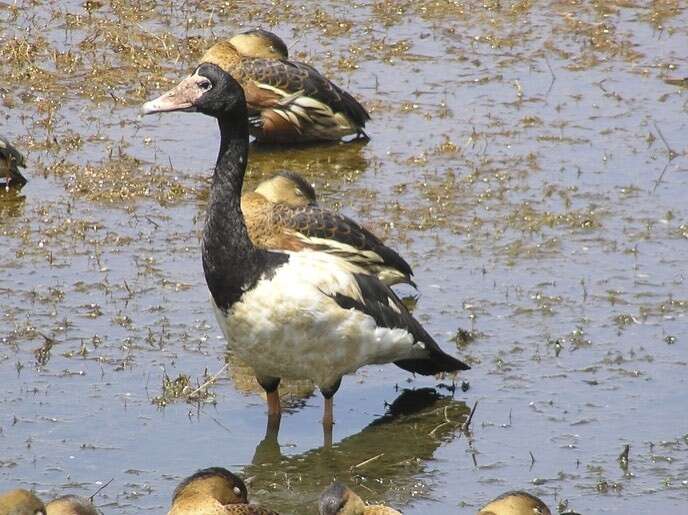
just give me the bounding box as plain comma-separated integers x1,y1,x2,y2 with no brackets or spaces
328,273,469,375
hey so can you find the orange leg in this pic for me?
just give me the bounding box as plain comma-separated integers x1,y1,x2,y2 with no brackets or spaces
266,389,282,434
323,396,334,427
257,376,281,434
267,389,281,417
322,396,334,448
320,379,341,448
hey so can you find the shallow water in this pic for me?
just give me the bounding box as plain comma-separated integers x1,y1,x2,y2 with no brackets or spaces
1,1,687,513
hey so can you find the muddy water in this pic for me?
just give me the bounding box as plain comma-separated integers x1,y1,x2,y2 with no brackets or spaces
1,1,687,513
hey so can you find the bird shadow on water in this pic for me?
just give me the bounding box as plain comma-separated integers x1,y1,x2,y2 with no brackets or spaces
243,388,469,514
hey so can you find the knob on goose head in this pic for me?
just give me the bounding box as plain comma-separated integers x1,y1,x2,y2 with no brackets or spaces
142,63,245,118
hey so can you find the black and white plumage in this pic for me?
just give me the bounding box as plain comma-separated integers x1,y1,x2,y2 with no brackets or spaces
142,63,468,432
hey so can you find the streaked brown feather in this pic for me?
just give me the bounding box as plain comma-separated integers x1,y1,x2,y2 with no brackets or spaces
241,189,413,285
241,81,283,111
256,110,305,141
199,39,369,142
241,192,306,251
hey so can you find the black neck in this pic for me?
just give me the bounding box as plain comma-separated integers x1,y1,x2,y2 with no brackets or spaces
201,104,263,311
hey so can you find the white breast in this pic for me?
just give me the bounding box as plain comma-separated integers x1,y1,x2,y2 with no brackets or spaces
211,251,422,389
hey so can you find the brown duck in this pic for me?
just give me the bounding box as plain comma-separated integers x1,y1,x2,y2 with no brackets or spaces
478,491,551,515
201,30,370,143
227,29,289,60
168,467,278,515
0,489,45,515
319,483,401,515
45,496,99,515
244,171,415,287
0,136,27,190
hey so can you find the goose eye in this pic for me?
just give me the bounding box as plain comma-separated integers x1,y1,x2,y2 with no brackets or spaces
198,80,212,91
233,486,241,496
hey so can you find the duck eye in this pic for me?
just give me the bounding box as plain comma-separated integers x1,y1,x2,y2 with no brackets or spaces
198,80,212,91
233,486,241,496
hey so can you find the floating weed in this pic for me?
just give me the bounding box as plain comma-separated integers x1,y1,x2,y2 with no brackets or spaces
506,202,601,233
307,8,353,37
45,155,193,204
152,373,191,406
33,334,55,367
569,327,592,349
613,313,636,330
595,479,623,493
452,328,476,348
152,371,217,407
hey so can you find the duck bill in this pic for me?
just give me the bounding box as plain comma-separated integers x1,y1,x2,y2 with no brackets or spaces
141,75,202,115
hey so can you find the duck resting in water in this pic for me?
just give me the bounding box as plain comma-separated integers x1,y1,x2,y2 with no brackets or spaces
0,136,27,190
168,467,278,515
319,482,401,515
245,171,416,287
45,495,100,515
200,29,370,143
0,489,45,515
478,491,552,515
227,29,289,60
142,63,468,441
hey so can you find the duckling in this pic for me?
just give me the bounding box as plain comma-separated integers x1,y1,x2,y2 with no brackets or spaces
143,61,468,447
319,483,401,515
478,491,551,515
244,171,415,287
169,467,278,515
45,496,99,515
201,30,370,143
0,136,27,190
0,489,45,515
228,29,289,60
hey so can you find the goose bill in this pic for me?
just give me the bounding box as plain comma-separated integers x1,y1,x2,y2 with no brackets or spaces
141,74,205,115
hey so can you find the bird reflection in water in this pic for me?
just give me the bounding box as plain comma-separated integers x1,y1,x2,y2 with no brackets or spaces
246,139,370,188
241,388,469,514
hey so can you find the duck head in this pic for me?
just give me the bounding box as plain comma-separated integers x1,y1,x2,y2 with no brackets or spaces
0,489,46,515
142,63,244,118
45,495,99,515
171,467,249,507
319,482,366,515
254,171,317,207
228,29,289,59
